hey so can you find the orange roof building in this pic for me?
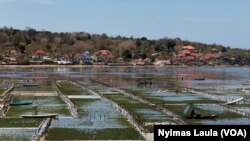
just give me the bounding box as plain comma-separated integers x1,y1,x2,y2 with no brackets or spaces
182,45,195,50
35,49,47,56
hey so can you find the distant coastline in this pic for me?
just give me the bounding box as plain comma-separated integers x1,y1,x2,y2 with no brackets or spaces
1,27,250,66
0,64,248,68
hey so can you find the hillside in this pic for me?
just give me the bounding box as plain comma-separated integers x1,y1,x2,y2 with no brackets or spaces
0,27,250,65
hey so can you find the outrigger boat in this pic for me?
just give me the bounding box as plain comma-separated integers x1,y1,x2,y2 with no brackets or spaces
22,114,58,119
23,83,39,87
194,77,205,81
183,103,217,119
222,97,244,106
242,81,250,85
10,101,33,106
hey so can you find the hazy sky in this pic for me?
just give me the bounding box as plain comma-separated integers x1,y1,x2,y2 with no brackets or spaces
0,0,249,49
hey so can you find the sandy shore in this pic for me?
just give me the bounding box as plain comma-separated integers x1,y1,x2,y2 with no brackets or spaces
0,64,247,68
0,65,108,68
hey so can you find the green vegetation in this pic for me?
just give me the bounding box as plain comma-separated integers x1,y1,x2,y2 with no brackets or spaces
125,89,148,95
0,137,30,141
0,88,5,95
59,81,90,95
125,88,223,104
14,81,55,92
106,94,175,132
164,104,245,125
1,27,249,65
0,118,43,127
45,128,143,140
232,104,250,107
71,99,98,116
7,96,70,117
145,96,223,104
12,96,65,105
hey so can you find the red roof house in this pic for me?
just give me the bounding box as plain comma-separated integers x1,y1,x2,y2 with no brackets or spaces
35,49,47,56
98,50,113,58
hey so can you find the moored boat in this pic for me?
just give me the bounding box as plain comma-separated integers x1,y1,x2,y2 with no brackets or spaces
194,77,205,81
23,83,39,87
10,101,33,106
242,81,250,85
22,114,58,119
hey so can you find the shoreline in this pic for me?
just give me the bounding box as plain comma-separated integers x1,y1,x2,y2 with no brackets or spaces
0,64,249,68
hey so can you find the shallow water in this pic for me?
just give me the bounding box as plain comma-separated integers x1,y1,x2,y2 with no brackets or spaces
1,66,250,127
0,128,36,141
200,118,250,125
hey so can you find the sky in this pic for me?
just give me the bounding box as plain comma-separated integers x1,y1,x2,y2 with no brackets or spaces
0,0,250,49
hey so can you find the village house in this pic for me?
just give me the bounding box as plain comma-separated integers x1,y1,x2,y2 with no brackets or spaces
73,53,84,63
182,45,195,50
178,46,195,61
2,54,18,65
32,49,48,60
178,45,224,65
81,51,93,65
95,50,113,63
30,49,51,64
1,49,18,65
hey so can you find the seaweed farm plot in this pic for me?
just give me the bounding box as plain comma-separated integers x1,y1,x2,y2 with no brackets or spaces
13,80,56,96
197,104,250,125
0,128,36,141
1,66,250,140
107,87,250,125
0,118,43,141
57,80,91,96
203,89,250,100
104,93,177,132
45,84,143,140
124,88,223,104
78,80,115,94
226,104,250,116
164,103,250,125
79,80,177,130
7,96,70,117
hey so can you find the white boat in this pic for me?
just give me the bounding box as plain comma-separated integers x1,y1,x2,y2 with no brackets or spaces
57,60,72,65
242,81,250,85
222,97,244,105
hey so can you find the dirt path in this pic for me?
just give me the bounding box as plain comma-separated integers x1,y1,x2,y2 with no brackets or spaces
32,118,53,141
52,81,79,118
0,83,15,118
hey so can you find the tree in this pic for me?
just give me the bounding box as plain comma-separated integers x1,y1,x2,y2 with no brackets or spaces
101,33,108,39
18,44,26,54
221,47,227,53
136,39,141,47
122,49,132,60
167,41,176,51
141,37,147,41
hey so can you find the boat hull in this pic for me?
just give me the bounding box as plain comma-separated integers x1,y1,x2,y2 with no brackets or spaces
10,101,33,106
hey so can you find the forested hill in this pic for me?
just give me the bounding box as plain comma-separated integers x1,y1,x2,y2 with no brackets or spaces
0,27,250,65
